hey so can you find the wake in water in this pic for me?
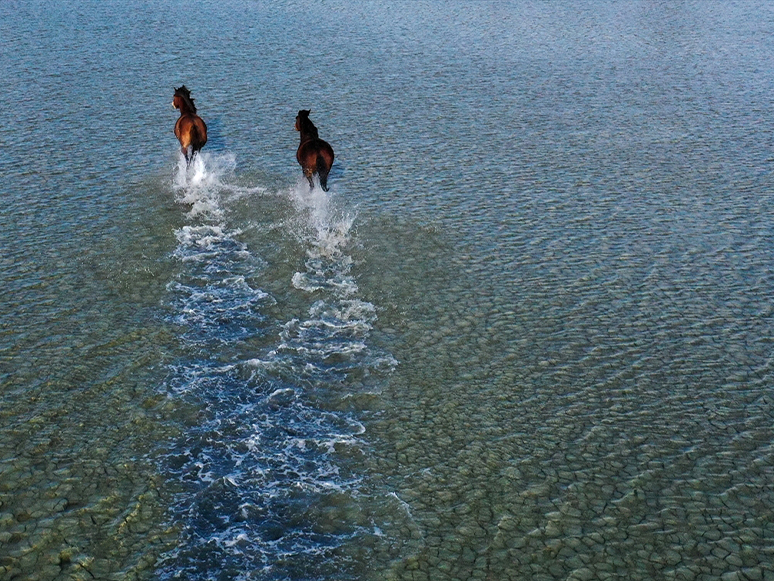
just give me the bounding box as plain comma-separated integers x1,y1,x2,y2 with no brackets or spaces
158,156,395,580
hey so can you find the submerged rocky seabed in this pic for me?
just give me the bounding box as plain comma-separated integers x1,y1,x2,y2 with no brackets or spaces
0,352,180,579
0,187,186,580
0,453,169,580
357,230,774,581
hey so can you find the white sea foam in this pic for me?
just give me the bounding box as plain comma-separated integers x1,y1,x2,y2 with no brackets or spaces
161,161,396,580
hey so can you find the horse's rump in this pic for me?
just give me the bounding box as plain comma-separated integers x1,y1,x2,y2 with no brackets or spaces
295,110,334,190
297,139,334,170
175,116,208,151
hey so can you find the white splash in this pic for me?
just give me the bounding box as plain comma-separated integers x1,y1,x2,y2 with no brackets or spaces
288,179,355,258
172,151,267,220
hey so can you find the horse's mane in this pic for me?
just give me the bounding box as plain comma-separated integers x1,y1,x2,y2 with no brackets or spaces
175,85,197,114
297,110,319,139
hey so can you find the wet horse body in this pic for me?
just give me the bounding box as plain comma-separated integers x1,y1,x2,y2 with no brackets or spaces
295,110,334,191
173,86,207,166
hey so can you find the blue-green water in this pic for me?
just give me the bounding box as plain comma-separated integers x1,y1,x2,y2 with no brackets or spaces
2,1,774,579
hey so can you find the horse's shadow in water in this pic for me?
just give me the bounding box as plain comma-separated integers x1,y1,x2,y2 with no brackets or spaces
295,110,335,192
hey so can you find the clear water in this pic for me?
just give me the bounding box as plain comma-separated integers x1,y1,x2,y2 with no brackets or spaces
2,1,774,579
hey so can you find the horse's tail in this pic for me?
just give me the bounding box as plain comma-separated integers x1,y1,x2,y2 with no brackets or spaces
316,153,330,192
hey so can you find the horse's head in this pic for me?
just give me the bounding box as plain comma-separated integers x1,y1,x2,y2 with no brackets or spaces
295,110,319,139
173,85,197,114
295,110,311,132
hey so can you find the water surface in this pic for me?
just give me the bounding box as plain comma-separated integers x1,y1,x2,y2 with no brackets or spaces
1,1,773,580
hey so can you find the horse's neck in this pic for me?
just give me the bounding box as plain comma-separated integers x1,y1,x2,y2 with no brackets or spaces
179,103,195,117
299,129,319,143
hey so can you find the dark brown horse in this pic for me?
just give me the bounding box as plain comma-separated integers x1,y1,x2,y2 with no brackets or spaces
173,86,208,166
295,110,334,191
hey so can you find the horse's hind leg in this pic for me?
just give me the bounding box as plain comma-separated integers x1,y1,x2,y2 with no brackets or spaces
304,168,315,189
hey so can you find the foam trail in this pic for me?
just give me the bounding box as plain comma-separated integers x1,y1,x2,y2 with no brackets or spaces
287,181,360,295
166,153,270,345
283,182,397,377
159,170,396,580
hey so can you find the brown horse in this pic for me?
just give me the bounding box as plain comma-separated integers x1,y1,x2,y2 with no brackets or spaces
295,110,334,191
173,85,208,166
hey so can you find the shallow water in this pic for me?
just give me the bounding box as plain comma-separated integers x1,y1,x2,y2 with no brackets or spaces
2,1,774,579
